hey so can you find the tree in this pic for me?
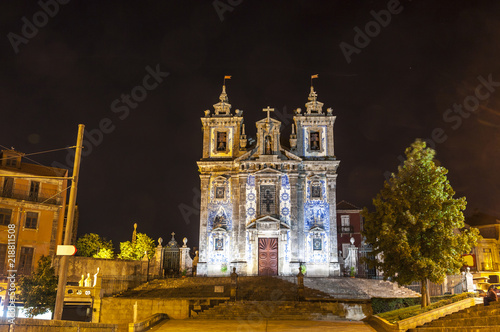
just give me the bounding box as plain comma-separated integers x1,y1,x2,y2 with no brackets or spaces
93,247,115,259
75,233,114,258
362,140,480,307
118,233,156,260
18,256,58,317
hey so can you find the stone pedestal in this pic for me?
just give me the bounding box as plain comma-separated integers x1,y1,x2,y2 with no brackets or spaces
180,238,193,275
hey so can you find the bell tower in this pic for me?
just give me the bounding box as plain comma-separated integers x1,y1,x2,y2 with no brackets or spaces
201,85,244,160
293,86,336,159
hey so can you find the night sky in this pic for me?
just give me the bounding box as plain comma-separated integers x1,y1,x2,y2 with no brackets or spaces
1,1,500,251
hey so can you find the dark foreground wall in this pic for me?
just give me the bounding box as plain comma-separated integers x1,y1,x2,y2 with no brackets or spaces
0,317,117,332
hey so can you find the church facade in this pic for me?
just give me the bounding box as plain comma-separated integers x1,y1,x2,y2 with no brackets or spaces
197,84,340,277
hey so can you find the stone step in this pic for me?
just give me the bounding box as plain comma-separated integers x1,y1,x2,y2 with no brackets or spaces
440,308,500,319
193,300,337,320
409,327,500,332
426,316,500,328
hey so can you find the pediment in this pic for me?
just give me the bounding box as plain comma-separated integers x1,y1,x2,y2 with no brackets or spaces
246,215,291,230
253,168,283,175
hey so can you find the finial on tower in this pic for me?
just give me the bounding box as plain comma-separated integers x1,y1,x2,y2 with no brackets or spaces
132,223,138,243
213,76,232,116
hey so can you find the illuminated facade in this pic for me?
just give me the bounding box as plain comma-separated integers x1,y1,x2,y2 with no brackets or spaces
0,149,72,277
465,212,500,281
197,85,340,276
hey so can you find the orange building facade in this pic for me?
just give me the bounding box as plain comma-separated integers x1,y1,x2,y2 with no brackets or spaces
0,149,73,278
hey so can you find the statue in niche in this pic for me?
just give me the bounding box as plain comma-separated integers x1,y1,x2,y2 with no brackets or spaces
265,136,272,155
213,213,227,229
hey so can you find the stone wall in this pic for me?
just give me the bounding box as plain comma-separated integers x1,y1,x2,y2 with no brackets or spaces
0,317,117,332
99,298,190,332
54,256,147,296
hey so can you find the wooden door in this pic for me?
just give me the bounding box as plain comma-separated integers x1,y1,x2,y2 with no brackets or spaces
258,238,278,276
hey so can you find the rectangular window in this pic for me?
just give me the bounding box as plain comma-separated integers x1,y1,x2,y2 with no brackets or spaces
25,212,38,229
29,181,40,201
483,248,493,271
0,244,6,275
311,184,321,199
6,159,17,167
2,177,13,197
260,185,276,215
340,215,352,233
309,131,320,151
216,132,227,151
342,243,350,259
0,209,12,226
19,247,34,275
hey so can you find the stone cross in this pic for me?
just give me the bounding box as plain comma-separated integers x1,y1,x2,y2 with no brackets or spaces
263,106,274,122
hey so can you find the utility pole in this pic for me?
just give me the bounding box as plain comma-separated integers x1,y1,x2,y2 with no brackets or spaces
53,124,84,320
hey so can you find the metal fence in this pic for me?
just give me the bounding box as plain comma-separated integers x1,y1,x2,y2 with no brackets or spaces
404,275,465,296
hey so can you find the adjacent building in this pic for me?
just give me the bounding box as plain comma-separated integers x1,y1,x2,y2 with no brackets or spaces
197,84,341,276
465,212,500,283
0,149,73,277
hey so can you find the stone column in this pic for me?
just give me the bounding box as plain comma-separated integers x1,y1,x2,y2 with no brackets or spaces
197,175,211,276
152,238,163,278
327,174,340,276
91,268,102,323
289,172,300,274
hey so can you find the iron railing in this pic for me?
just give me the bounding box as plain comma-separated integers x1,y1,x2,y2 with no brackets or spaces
339,225,354,233
0,186,61,205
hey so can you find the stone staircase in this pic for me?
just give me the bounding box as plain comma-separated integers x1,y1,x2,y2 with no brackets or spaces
237,276,333,301
114,276,334,300
409,301,500,331
192,301,342,321
285,277,421,299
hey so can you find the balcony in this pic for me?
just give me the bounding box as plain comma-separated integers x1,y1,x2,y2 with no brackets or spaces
0,188,61,205
339,225,354,233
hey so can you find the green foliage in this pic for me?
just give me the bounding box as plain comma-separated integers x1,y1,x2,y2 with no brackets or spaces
118,233,155,260
76,233,114,257
18,256,58,318
362,140,481,305
372,297,422,314
93,247,114,259
350,266,356,277
377,293,475,322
